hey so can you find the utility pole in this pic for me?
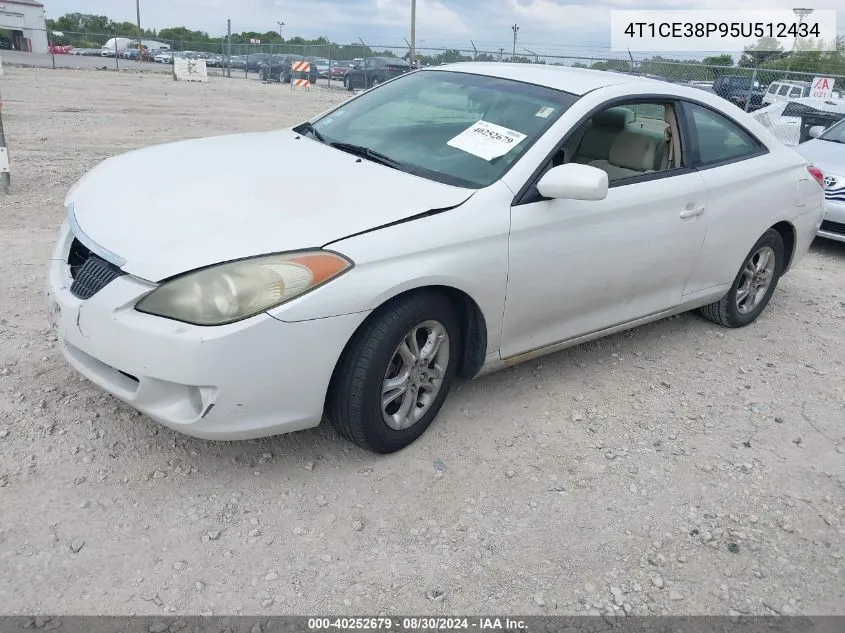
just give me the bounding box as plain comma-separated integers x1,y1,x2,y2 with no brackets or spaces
277,21,285,40
499,47,504,62
410,0,416,69
136,0,142,60
511,24,519,61
227,19,232,78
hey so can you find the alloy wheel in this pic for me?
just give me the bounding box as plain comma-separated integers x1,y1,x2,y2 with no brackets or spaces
736,246,775,314
381,320,450,431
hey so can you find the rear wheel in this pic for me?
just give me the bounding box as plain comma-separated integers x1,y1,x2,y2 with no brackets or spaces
700,229,785,328
344,75,353,91
328,292,460,453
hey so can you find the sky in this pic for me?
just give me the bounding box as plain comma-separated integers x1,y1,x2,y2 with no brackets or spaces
42,0,845,55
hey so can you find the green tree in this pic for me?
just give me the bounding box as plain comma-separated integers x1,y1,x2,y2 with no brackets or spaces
702,53,733,67
739,37,785,67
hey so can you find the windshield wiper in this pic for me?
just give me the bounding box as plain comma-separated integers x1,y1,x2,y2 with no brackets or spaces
329,142,411,172
295,121,326,143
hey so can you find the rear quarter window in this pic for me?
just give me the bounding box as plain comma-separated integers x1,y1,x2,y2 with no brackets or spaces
684,102,766,167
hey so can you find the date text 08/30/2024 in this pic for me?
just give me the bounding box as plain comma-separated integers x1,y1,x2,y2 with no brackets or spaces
307,617,528,630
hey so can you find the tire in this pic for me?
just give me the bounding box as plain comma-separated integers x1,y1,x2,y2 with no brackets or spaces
259,68,266,81
371,76,381,88
328,291,461,454
700,229,785,328
344,75,353,91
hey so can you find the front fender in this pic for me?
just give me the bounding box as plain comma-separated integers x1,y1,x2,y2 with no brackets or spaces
265,182,512,352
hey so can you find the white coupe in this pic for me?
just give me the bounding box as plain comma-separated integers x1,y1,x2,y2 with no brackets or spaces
47,63,826,452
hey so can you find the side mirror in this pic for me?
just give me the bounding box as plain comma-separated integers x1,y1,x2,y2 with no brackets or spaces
808,125,825,139
536,163,609,201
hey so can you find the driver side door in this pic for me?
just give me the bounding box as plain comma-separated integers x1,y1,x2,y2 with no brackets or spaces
500,100,708,360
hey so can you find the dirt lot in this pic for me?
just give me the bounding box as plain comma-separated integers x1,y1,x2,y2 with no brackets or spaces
0,67,844,617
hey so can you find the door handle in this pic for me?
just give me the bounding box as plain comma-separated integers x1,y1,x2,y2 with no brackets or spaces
680,204,705,219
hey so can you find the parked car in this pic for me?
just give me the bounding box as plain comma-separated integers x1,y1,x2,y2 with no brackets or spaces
258,54,319,84
751,97,845,146
48,64,824,452
329,61,354,81
154,51,173,64
797,118,845,242
762,80,811,106
120,49,139,60
713,75,765,111
206,55,225,67
344,57,411,90
309,56,331,78
246,52,271,73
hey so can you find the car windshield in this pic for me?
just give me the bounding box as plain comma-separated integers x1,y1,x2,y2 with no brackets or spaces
308,70,577,188
819,119,845,143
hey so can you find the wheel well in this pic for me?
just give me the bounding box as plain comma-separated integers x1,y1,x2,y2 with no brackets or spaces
771,221,796,273
326,286,488,407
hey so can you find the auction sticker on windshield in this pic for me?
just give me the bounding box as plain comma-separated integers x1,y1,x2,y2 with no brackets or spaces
447,120,527,161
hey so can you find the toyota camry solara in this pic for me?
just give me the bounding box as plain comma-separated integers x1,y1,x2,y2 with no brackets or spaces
47,63,826,453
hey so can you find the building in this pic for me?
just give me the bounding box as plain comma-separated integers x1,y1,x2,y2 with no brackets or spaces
0,0,48,54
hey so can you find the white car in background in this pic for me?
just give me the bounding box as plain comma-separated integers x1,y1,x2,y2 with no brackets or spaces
798,118,845,242
46,63,825,452
752,97,845,146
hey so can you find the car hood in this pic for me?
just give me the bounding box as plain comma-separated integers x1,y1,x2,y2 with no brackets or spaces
67,130,473,282
797,138,845,174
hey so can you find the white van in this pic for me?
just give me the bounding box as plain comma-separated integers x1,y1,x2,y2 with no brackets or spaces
762,80,811,105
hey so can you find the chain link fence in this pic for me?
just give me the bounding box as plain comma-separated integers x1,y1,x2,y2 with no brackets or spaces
5,29,845,125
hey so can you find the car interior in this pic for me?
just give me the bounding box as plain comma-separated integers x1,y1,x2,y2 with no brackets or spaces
549,102,682,182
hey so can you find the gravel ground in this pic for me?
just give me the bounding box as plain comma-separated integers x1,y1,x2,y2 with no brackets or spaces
0,67,844,617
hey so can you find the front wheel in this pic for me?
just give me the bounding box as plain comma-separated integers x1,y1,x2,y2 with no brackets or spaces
700,229,785,328
344,75,353,91
328,292,460,453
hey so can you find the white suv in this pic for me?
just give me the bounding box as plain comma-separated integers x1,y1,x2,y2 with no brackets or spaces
763,80,811,105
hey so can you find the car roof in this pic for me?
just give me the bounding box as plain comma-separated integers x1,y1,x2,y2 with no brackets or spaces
431,62,677,96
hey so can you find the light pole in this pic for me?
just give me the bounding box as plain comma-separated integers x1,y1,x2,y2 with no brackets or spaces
277,21,285,40
136,0,143,60
410,0,416,69
511,24,519,61
787,8,813,71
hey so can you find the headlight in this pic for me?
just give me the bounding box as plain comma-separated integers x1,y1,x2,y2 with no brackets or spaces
136,251,352,326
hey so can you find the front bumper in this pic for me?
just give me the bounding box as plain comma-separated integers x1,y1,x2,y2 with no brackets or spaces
46,230,369,440
818,199,845,243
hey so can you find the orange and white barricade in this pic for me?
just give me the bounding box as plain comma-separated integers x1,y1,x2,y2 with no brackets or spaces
291,60,311,90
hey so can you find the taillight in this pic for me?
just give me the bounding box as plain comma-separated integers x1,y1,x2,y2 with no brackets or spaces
807,165,825,188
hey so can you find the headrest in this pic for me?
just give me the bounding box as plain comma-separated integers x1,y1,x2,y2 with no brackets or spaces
609,131,659,171
592,107,634,129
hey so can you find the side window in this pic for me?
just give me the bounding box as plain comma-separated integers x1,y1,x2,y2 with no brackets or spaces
778,85,791,96
563,101,681,184
767,84,779,94
685,102,763,166
789,86,803,97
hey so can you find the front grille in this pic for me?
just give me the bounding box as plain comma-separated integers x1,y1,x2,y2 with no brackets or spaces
70,254,126,299
825,190,845,204
68,238,91,278
820,220,845,236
